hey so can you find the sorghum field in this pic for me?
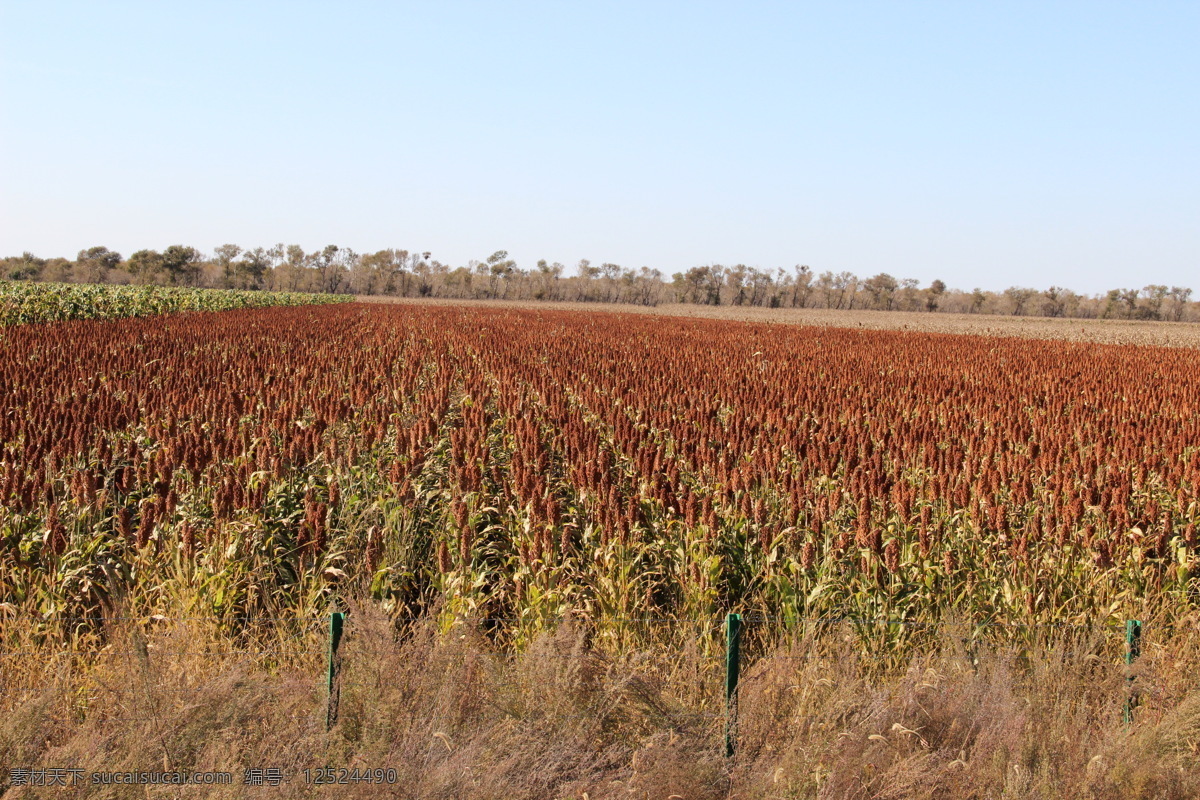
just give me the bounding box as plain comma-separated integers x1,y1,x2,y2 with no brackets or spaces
362,295,1200,349
4,302,1198,629
3,302,1200,798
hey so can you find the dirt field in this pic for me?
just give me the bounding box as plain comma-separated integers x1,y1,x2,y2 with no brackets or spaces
359,295,1200,348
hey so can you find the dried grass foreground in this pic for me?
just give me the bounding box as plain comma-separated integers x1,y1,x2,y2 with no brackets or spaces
3,605,1199,799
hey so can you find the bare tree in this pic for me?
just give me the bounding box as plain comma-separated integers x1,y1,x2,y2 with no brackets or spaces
1141,285,1170,320
1003,286,1037,316
1167,286,1193,322
789,265,813,308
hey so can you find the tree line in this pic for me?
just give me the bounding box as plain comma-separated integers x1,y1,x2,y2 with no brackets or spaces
2,244,1196,322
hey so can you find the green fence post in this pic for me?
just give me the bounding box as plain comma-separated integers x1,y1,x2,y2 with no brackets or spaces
327,611,346,729
1123,619,1142,726
725,613,743,757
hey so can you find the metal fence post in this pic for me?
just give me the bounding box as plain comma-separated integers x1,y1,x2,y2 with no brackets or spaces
1123,619,1142,726
725,612,743,757
327,611,345,729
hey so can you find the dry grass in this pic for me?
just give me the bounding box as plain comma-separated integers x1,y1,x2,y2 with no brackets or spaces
359,296,1200,348
4,606,1199,799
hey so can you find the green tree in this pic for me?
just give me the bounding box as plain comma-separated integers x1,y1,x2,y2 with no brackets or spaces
235,247,272,290
863,273,899,310
313,245,340,293
675,265,724,305
485,250,516,298
925,279,946,312
75,246,122,284
161,245,202,286
1102,288,1139,319
213,244,243,288
273,245,310,291
4,252,46,281
126,250,165,283
1042,286,1066,317
356,250,401,295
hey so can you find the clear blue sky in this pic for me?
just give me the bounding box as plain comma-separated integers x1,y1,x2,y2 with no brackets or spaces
1,1,1196,294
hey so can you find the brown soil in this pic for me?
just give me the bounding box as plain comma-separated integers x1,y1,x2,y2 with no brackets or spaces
359,296,1200,348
